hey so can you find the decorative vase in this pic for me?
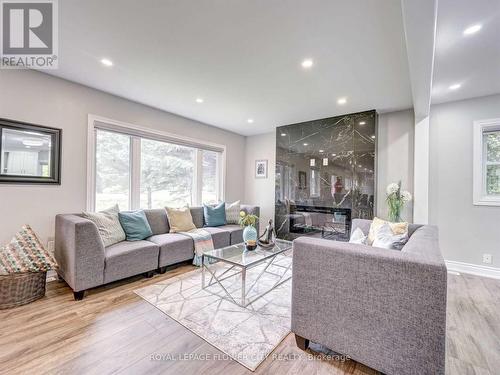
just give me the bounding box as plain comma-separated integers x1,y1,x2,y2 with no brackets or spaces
243,225,257,243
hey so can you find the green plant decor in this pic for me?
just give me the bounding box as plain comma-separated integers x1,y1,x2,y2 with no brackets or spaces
386,181,412,222
238,211,258,227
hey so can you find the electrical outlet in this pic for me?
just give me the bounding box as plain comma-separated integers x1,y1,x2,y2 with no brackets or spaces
47,240,55,252
483,254,492,264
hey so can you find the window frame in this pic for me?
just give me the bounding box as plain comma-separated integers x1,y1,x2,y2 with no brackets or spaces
473,117,500,206
87,114,226,211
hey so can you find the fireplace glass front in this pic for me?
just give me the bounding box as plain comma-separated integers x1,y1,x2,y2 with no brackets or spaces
275,110,376,241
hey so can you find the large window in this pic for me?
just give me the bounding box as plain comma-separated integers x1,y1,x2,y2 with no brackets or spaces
202,150,219,204
140,139,195,209
95,130,130,211
90,118,224,211
473,118,500,206
484,131,500,196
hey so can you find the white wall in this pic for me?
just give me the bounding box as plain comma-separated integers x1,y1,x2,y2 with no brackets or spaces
429,94,500,268
244,110,415,230
244,132,276,233
376,109,415,221
413,116,430,224
0,70,246,245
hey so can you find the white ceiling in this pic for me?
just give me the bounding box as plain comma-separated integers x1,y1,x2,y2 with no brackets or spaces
432,0,500,104
46,0,412,136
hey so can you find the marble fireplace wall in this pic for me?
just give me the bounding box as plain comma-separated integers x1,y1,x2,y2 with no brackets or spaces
275,110,376,240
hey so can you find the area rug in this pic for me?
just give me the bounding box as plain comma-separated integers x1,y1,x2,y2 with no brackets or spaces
134,255,292,371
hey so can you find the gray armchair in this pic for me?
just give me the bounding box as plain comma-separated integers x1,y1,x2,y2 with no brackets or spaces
291,219,447,375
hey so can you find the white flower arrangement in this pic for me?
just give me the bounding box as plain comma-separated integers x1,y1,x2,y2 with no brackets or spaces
386,183,399,195
401,190,412,202
386,181,412,222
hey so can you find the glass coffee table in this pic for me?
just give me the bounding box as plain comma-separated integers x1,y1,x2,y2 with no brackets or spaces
201,239,292,307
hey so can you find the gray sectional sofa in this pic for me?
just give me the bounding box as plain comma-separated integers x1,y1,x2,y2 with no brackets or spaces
55,205,259,300
291,218,447,375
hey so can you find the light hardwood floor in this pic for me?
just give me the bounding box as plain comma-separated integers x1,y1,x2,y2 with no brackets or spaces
0,266,499,375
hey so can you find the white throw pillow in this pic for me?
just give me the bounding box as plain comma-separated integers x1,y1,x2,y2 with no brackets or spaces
372,223,408,250
225,200,241,224
82,204,126,247
349,227,367,245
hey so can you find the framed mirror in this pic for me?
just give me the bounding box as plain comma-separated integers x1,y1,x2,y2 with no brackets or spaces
0,118,61,184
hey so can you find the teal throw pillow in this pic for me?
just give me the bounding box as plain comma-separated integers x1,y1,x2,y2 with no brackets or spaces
118,210,153,241
204,202,226,227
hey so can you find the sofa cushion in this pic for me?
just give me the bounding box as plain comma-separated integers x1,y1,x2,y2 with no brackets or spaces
203,227,230,249
189,207,204,228
367,217,408,245
143,209,169,235
165,207,196,233
372,223,407,250
216,225,243,245
204,202,226,227
82,204,126,247
118,210,153,241
148,233,195,267
104,240,159,283
349,227,367,245
225,200,241,224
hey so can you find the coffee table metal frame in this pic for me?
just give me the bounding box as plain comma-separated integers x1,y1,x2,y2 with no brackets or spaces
201,242,292,307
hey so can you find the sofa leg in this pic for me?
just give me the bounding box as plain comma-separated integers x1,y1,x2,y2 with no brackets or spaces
144,270,155,278
295,334,309,350
73,291,85,301
158,266,167,274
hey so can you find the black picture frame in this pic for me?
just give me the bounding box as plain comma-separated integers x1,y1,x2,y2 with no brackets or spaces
0,118,61,184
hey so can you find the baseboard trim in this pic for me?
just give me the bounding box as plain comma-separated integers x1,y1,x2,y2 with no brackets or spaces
446,260,500,280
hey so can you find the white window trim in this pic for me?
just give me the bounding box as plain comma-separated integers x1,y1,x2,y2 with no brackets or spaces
86,114,226,211
473,117,500,206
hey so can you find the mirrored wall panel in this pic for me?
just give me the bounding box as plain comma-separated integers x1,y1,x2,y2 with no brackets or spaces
275,110,376,240
0,118,61,184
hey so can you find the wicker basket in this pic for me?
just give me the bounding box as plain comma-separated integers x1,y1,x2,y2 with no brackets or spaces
0,271,47,309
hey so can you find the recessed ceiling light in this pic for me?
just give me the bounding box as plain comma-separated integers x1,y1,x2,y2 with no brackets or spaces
331,153,337,156
319,149,324,153
303,143,309,146
301,59,313,69
359,121,366,125
371,135,376,139
463,24,482,36
337,97,347,105
247,118,254,124
449,83,461,90
281,133,286,137
196,98,204,103
100,58,113,67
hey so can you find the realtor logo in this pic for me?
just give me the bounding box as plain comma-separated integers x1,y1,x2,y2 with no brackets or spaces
1,0,58,69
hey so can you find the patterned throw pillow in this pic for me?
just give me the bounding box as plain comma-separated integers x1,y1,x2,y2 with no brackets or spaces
372,223,409,250
0,225,58,275
225,200,241,224
367,217,408,245
165,206,197,233
82,204,126,247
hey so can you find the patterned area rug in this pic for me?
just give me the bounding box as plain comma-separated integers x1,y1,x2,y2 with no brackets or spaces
134,256,292,371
